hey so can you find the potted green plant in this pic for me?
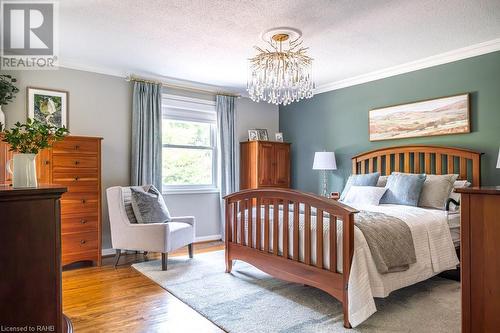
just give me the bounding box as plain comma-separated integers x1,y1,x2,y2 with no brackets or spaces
2,118,69,188
0,75,20,130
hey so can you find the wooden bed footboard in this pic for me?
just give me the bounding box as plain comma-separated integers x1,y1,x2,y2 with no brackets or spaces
224,188,358,328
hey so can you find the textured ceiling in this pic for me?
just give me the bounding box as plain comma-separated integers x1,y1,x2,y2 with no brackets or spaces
59,0,500,93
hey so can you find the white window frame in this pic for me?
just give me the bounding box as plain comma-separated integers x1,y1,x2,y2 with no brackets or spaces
161,94,219,194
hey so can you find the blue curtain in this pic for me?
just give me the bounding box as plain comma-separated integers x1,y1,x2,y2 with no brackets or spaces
131,81,162,190
216,94,236,238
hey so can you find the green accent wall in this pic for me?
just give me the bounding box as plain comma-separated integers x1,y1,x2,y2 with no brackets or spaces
280,51,500,194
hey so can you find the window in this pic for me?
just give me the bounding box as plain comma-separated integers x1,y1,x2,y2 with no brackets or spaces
162,94,218,193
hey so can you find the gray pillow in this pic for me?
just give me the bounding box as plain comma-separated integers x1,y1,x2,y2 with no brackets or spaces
340,172,380,200
122,186,150,223
380,173,426,206
131,185,172,224
418,174,458,209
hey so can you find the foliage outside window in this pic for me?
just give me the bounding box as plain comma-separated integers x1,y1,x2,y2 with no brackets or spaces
162,96,217,192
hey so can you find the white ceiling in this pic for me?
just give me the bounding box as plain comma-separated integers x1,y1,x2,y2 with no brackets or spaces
59,0,500,94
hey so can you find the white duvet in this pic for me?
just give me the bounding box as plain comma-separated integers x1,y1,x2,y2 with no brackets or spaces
239,203,459,327
345,204,458,327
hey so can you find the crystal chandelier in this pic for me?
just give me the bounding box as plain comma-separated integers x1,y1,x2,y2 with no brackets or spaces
247,28,314,106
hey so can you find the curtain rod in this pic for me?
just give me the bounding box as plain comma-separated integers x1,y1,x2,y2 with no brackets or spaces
125,75,241,98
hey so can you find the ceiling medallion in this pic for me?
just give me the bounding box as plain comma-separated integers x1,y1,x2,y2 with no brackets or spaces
247,27,314,106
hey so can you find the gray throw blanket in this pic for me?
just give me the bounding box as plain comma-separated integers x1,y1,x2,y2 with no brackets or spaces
355,211,417,274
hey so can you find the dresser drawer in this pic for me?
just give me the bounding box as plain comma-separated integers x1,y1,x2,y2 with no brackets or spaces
62,250,99,266
61,194,99,216
61,213,98,234
62,231,99,254
53,138,99,154
53,154,98,168
53,171,98,192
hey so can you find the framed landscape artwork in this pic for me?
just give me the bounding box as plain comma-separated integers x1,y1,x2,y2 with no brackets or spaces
27,87,69,128
369,93,470,141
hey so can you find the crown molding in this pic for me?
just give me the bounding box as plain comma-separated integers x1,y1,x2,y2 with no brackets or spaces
314,38,500,94
58,61,243,96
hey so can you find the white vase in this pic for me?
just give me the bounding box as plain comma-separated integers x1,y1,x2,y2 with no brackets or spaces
0,105,5,131
6,153,38,188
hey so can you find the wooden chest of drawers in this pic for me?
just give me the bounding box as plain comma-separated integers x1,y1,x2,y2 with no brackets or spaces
0,136,102,267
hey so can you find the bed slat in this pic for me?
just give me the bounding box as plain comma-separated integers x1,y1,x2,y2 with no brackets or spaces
233,202,237,244
256,198,261,250
404,152,410,173
264,203,270,252
330,216,337,273
293,202,299,261
394,153,400,172
283,201,289,259
376,157,382,173
460,157,467,179
304,204,311,265
247,199,253,247
316,209,324,269
385,154,391,175
414,152,420,173
425,153,431,174
448,155,454,174
273,200,279,255
436,154,442,175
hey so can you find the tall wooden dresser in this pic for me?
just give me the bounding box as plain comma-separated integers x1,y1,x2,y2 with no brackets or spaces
0,136,102,266
456,186,500,333
240,141,291,190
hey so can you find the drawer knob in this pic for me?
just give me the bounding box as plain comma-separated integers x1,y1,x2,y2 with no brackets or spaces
74,176,80,181
44,160,50,165
75,145,80,150
80,219,87,224
74,160,80,165
80,240,86,245
81,199,86,204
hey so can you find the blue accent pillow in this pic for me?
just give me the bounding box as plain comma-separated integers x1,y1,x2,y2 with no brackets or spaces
380,173,426,206
340,172,380,201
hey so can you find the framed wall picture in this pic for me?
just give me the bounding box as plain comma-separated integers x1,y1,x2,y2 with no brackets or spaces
275,132,284,142
27,87,69,128
369,93,470,141
248,129,259,141
257,129,269,141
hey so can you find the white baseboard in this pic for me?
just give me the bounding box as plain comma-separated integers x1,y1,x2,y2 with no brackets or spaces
195,234,222,242
101,234,222,256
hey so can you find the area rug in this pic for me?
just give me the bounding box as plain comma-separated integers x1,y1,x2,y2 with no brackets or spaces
132,251,460,333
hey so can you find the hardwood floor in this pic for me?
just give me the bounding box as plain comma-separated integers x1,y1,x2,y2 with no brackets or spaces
62,241,225,333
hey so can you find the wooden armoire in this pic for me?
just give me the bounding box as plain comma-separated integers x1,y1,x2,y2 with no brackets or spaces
0,136,102,267
240,141,291,189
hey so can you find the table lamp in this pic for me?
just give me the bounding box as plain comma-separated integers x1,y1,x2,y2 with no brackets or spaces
313,152,337,197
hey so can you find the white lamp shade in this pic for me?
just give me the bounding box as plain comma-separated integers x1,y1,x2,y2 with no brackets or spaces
497,148,500,169
313,152,337,170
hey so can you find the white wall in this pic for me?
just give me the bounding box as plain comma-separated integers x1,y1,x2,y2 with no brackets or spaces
0,67,279,249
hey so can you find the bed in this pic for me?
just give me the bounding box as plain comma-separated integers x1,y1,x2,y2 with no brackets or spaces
224,145,481,328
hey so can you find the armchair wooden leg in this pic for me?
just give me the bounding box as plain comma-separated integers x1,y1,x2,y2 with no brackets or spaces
113,249,121,268
161,253,168,271
188,243,194,258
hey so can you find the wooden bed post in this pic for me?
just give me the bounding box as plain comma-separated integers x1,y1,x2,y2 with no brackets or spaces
342,213,355,329
225,198,233,273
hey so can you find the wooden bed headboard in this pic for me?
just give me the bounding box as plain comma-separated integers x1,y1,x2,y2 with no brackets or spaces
352,145,482,186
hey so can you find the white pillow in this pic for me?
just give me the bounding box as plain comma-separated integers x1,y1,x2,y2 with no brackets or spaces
448,180,472,211
342,186,387,206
